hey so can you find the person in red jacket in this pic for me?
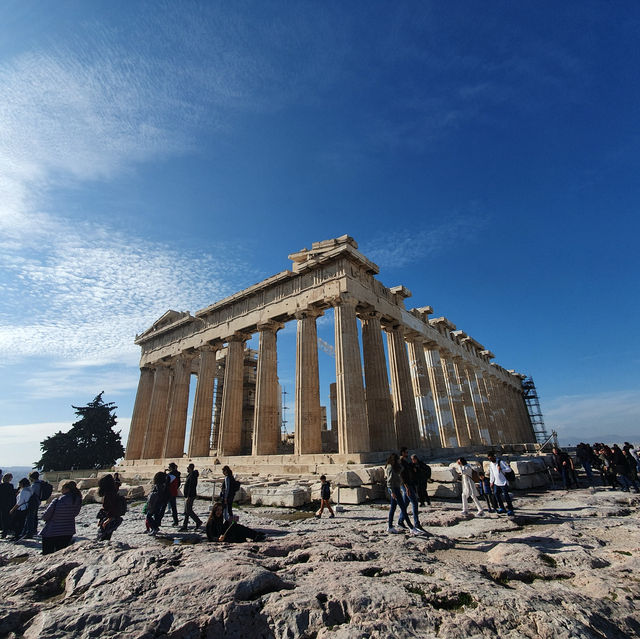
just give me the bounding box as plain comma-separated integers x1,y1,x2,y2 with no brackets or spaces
165,463,181,527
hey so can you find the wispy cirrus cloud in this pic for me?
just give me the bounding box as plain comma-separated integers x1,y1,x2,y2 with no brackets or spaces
361,215,487,269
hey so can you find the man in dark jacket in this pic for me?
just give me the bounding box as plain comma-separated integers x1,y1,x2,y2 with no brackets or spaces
165,463,181,526
180,464,202,531
551,448,574,489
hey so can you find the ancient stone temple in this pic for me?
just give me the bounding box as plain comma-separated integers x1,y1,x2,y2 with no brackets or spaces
122,236,535,472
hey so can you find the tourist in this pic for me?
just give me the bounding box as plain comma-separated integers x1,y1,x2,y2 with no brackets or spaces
623,442,640,472
455,458,484,516
165,463,181,526
487,453,515,515
551,447,575,489
206,501,265,543
619,449,640,493
113,472,122,491
385,453,423,535
397,447,423,532
146,471,169,536
220,466,239,522
40,481,82,555
315,475,335,519
411,454,432,507
96,474,123,541
8,478,32,541
180,463,202,531
0,473,16,538
476,470,496,512
20,471,43,539
576,443,597,486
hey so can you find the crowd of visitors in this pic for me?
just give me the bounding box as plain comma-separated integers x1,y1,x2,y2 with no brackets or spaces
1,440,638,553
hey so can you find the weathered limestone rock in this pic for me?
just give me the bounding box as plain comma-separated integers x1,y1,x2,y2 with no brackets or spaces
250,485,311,507
334,471,363,488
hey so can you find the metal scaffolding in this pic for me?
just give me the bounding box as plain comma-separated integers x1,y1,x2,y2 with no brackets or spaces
521,376,549,444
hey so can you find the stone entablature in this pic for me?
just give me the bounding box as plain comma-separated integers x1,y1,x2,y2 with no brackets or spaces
125,235,535,464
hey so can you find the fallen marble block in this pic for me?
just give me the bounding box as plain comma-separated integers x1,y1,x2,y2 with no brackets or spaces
249,485,311,507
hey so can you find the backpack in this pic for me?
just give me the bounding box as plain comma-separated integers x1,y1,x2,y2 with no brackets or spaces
117,494,128,516
232,477,241,492
471,469,481,483
40,481,54,502
501,460,516,482
424,464,432,481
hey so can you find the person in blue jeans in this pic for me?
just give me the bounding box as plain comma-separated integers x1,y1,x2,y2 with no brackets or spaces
385,453,425,536
397,447,423,531
488,453,514,515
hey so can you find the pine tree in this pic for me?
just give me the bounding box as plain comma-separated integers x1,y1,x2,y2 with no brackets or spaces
36,392,125,471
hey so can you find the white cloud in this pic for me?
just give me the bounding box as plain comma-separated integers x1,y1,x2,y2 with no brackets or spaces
545,390,640,445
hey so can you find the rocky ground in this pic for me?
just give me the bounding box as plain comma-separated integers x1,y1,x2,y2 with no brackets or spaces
1,486,639,639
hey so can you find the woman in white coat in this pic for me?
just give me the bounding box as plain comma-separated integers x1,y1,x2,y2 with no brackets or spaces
456,457,484,516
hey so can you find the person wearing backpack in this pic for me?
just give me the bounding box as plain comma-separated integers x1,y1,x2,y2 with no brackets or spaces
19,471,45,539
488,453,515,515
40,481,82,555
220,466,239,522
96,474,123,541
165,463,181,526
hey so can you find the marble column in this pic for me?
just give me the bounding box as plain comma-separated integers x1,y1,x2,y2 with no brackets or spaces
453,356,481,445
441,352,472,447
162,355,192,459
188,345,219,457
217,333,249,456
360,310,396,451
125,366,154,460
141,364,171,459
469,365,492,445
253,321,283,456
424,345,457,448
332,294,369,454
385,324,420,450
294,310,323,455
407,337,440,448
480,373,503,444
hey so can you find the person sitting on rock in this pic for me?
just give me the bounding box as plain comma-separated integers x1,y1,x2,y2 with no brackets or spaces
455,458,484,517
488,453,515,516
206,501,265,543
40,481,82,555
315,475,335,519
96,474,123,541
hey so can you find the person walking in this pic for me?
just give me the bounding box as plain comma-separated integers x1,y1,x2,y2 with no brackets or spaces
40,481,82,555
315,475,335,519
455,458,484,516
180,464,202,531
0,473,16,538
96,474,123,541
220,466,239,522
385,453,424,536
488,453,515,515
397,448,423,532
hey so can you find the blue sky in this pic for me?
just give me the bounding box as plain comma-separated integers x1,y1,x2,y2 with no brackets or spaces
1,1,639,466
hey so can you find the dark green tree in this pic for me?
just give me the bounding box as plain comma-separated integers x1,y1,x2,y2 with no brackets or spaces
36,392,125,471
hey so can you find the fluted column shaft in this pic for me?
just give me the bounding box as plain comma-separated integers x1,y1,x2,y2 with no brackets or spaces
188,346,218,457
386,325,420,450
441,353,471,447
141,365,171,459
125,367,155,460
333,295,369,453
425,346,457,448
481,374,503,444
361,310,396,451
163,355,192,458
470,366,492,445
407,339,440,448
453,357,481,445
294,310,322,455
253,322,282,456
218,334,248,456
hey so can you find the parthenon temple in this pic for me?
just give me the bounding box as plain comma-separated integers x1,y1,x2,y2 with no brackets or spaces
122,236,535,473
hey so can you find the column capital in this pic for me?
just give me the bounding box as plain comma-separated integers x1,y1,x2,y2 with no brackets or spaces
328,292,359,308
294,306,324,321
257,320,285,332
226,331,252,343
197,342,221,353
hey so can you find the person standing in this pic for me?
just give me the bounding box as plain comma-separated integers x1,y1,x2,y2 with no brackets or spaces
9,478,32,541
166,463,181,526
146,471,168,535
385,453,424,535
220,466,238,522
180,464,202,531
397,447,423,532
40,481,82,555
411,455,432,507
455,458,484,516
488,453,515,515
20,471,43,539
0,473,16,538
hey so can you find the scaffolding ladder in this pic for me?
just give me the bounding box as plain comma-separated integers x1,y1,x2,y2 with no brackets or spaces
521,376,549,444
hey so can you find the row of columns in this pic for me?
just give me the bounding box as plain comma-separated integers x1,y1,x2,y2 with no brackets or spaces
126,295,533,461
